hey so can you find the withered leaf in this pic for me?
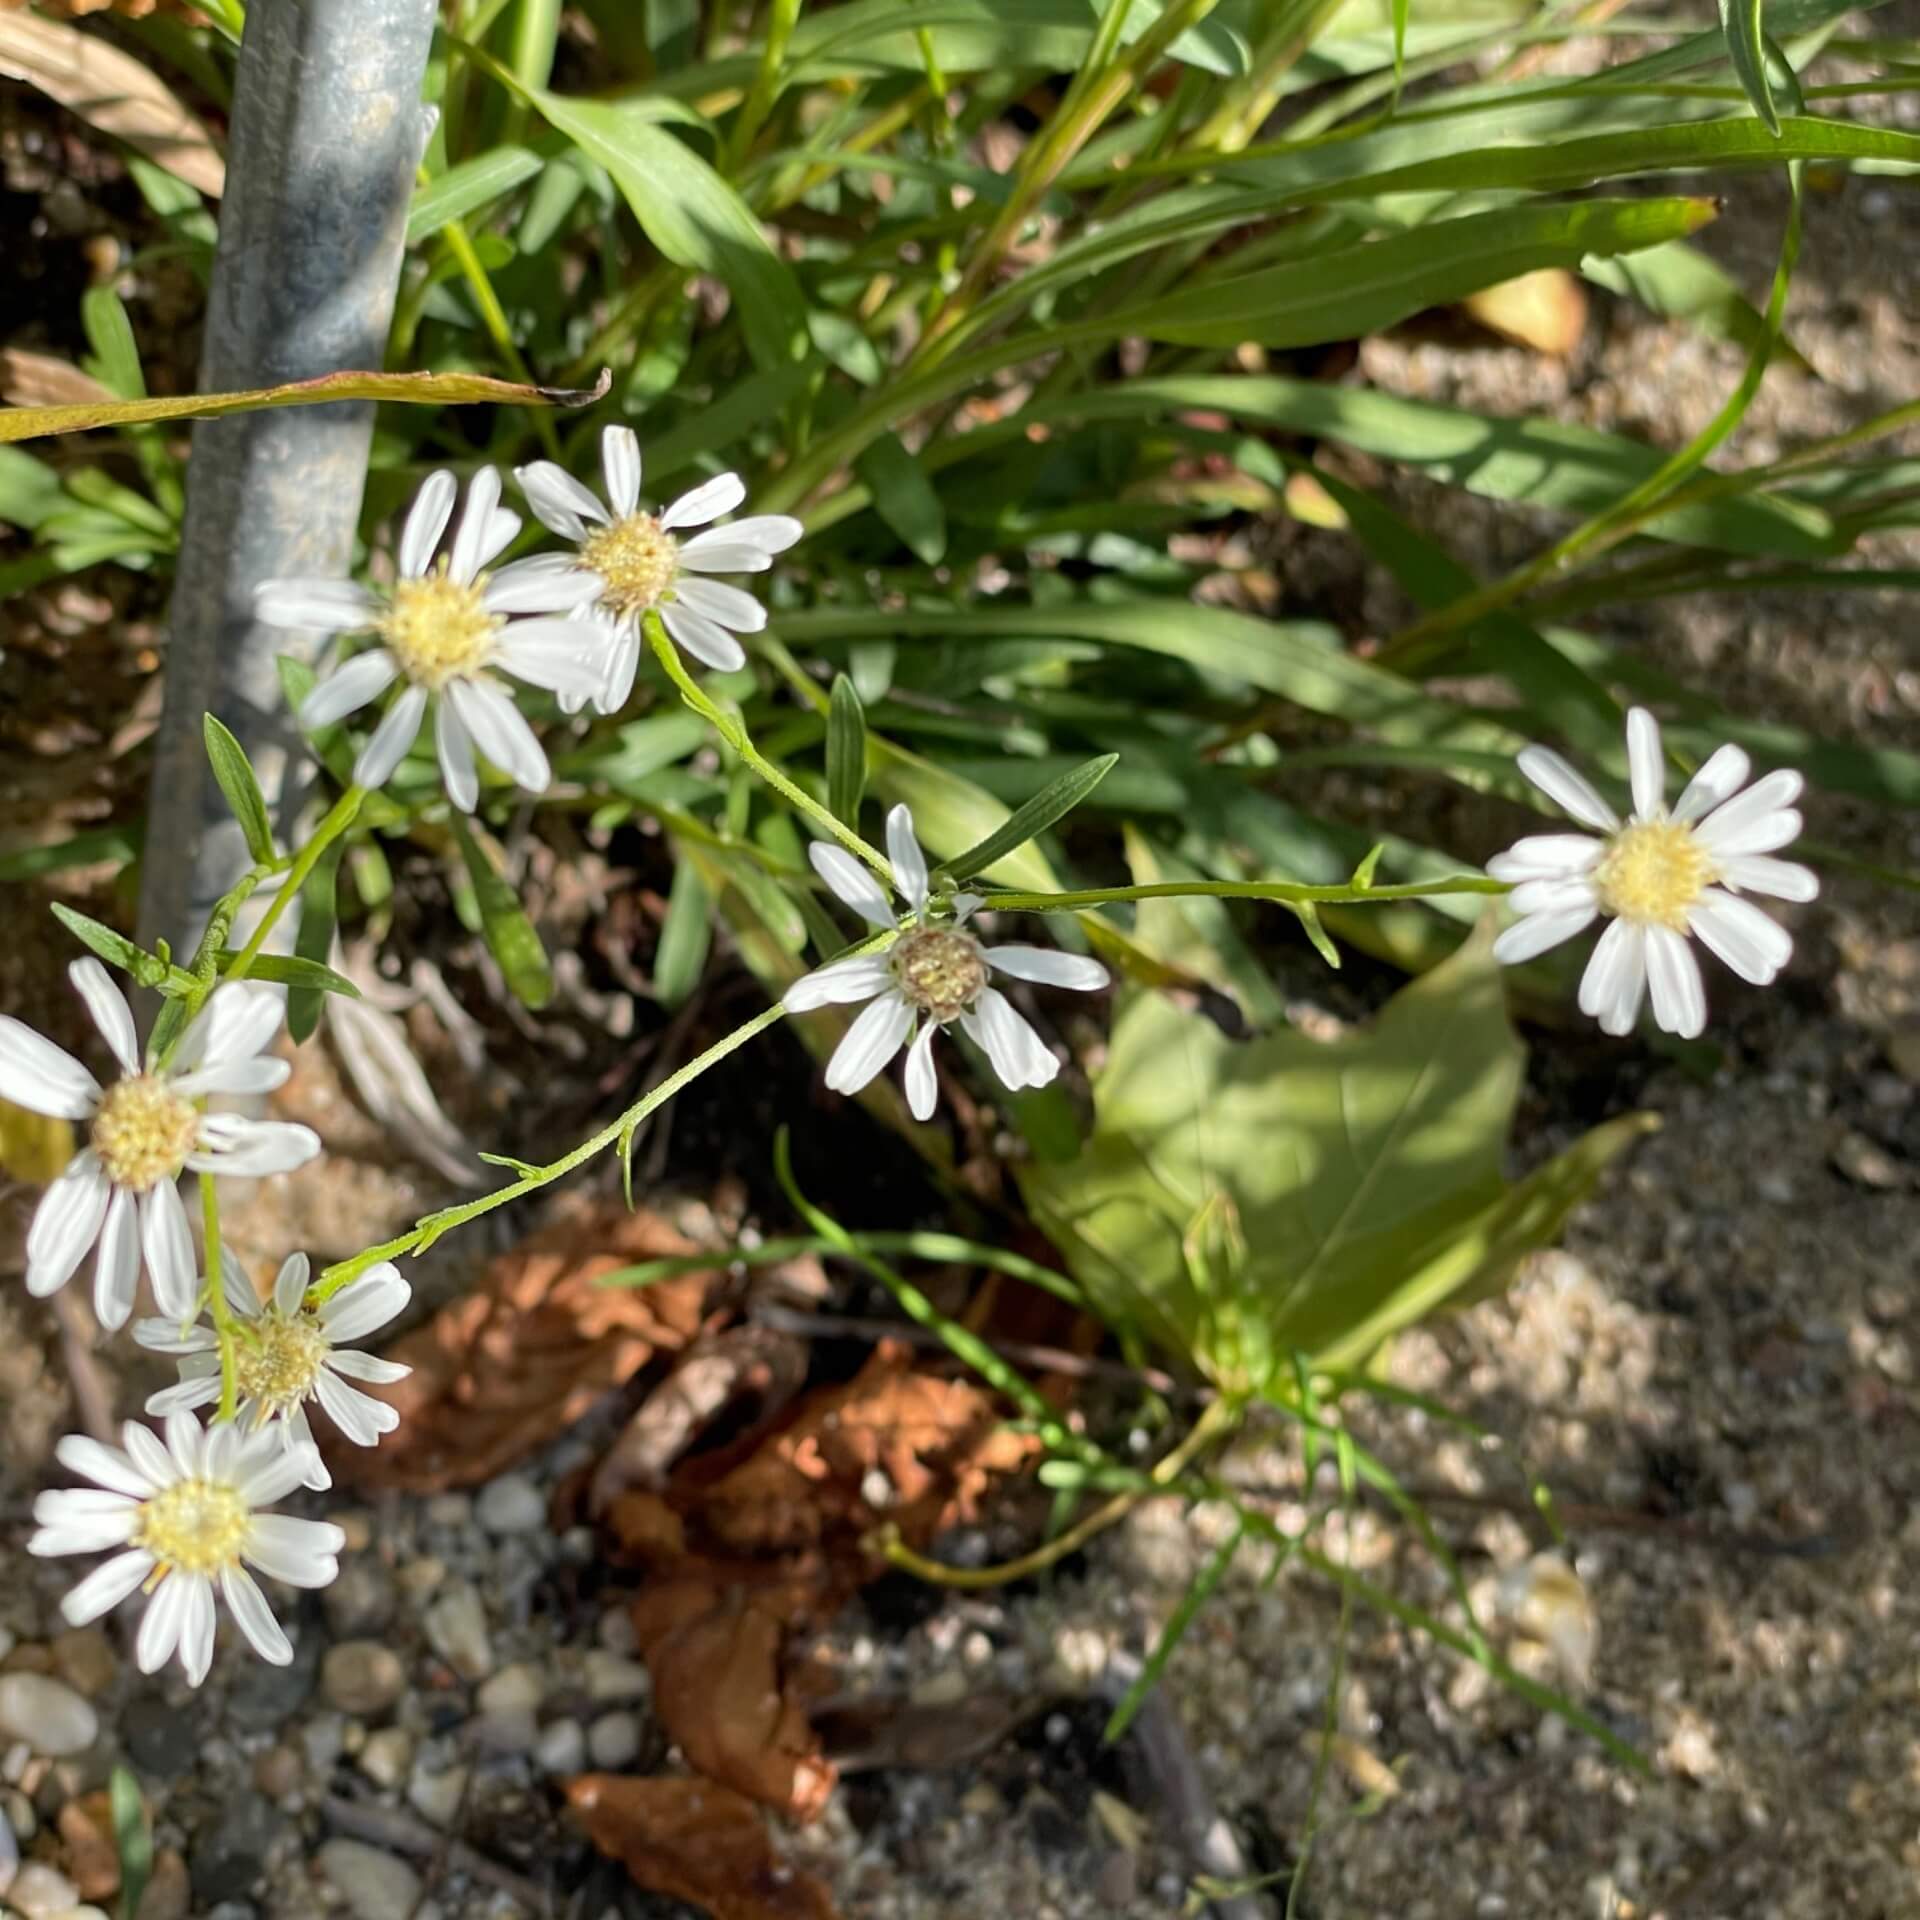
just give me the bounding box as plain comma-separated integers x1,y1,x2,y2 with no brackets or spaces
568,1775,842,1920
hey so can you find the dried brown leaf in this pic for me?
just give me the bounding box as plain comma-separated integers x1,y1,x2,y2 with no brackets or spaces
334,1203,714,1492
0,350,113,411
0,11,224,196
566,1776,842,1920
1461,269,1588,356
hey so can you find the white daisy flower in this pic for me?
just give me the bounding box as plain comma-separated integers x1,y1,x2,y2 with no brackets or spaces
1489,706,1818,1039
783,805,1109,1120
29,1409,344,1687
134,1251,411,1491
512,425,803,708
0,961,320,1331
255,467,610,810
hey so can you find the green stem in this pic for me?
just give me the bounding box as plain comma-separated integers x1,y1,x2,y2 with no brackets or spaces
645,614,891,879
725,0,802,172
225,786,365,988
201,1173,238,1423
440,218,562,460
979,875,1506,912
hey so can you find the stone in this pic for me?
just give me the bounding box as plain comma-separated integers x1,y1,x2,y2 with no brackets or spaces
318,1839,424,1920
301,1714,347,1776
468,1711,538,1756
357,1728,413,1791
322,1561,397,1640
251,1744,303,1801
406,1764,468,1829
187,1792,282,1905
581,1652,650,1704
424,1494,471,1529
49,1629,116,1701
422,1585,492,1682
321,1642,406,1718
224,1629,320,1732
135,1848,190,1920
586,1711,641,1771
57,1790,123,1899
475,1475,546,1536
0,1674,96,1757
534,1719,586,1774
474,1664,544,1719
122,1697,194,1778
9,1863,80,1917
4,1787,35,1841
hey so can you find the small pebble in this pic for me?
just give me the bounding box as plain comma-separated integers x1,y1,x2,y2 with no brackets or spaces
318,1838,424,1920
301,1715,347,1777
121,1698,193,1779
49,1629,116,1701
5,1787,35,1842
423,1584,493,1682
9,1862,79,1917
251,1744,302,1802
534,1718,586,1774
586,1711,641,1770
475,1475,546,1536
468,1711,539,1756
357,1728,414,1791
136,1848,191,1920
474,1664,544,1719
582,1652,650,1704
322,1643,406,1718
0,1675,97,1758
322,1562,397,1640
424,1494,472,1529
406,1764,468,1829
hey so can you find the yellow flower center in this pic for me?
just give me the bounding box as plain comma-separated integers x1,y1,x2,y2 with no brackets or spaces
1593,819,1714,932
134,1477,251,1577
577,512,680,622
90,1076,198,1193
378,564,499,689
891,928,988,1023
235,1313,331,1417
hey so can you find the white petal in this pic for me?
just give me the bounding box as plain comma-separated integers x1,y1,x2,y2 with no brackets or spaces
124,1419,181,1487
683,514,800,558
352,683,429,790
169,1059,290,1100
595,628,641,714
783,954,894,1012
1506,875,1600,917
219,1243,262,1318
140,1180,198,1320
673,540,774,575
1688,890,1793,986
163,1408,204,1478
1578,918,1646,1036
672,575,766,634
234,1433,314,1506
1624,707,1665,819
187,1115,322,1177
133,1316,218,1356
242,1512,345,1586
445,678,549,794
1485,834,1605,883
172,980,283,1080
253,579,380,634
1699,807,1804,859
603,427,643,518
661,471,746,532
659,600,746,673
810,841,896,928
1643,924,1707,1039
134,1572,192,1675
514,461,608,541
823,992,914,1095
61,1548,155,1625
301,648,399,730
33,1485,142,1540
435,696,478,814
146,1377,221,1417
493,619,616,699
324,1349,412,1385
959,987,1059,1092
399,470,458,578
221,1564,292,1665
202,1417,241,1485
1516,745,1619,832
483,554,601,614
274,1253,311,1317
54,1433,155,1498
1716,853,1818,902
290,1412,331,1491
985,945,1109,991
25,1156,111,1296
315,1367,399,1444
71,959,138,1076
1693,769,1804,849
1492,904,1597,966
94,1186,139,1331
317,1264,410,1344
177,1576,217,1687
885,805,929,914
903,1022,938,1121
1672,742,1752,823
0,1018,99,1120
449,468,505,586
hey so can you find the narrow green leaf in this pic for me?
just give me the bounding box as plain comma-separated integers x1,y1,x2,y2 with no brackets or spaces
408,144,546,244
202,714,276,863
48,903,169,988
0,446,63,531
0,822,141,883
449,815,553,1010
945,752,1117,879
217,948,360,1000
853,430,948,563
655,852,713,1009
1721,0,1783,134
80,289,146,400
111,1765,151,1920
285,836,346,1044
827,673,868,827
1106,1520,1247,1742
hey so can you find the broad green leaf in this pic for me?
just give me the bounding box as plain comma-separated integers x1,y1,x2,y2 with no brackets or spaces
944,752,1118,878
409,144,546,243
449,815,553,1010
525,90,807,370
655,851,713,1008
1020,927,1651,1380
1584,240,1804,369
202,715,276,864
0,366,610,444
853,431,948,563
0,446,65,530
1123,197,1717,349
80,289,146,399
827,674,868,827
286,836,345,1045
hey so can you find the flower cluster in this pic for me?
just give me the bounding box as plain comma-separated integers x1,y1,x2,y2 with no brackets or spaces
256,428,800,811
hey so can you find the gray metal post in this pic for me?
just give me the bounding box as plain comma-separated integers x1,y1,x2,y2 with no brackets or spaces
138,0,439,957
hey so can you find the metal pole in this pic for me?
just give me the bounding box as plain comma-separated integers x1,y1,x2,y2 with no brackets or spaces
138,0,439,957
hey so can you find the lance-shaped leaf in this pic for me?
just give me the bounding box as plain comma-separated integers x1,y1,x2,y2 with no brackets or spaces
450,814,554,1010
202,715,276,864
